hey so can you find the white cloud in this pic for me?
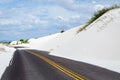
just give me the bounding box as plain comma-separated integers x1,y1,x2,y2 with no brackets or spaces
0,11,3,15
0,10,42,26
0,0,13,4
92,0,97,4
94,4,105,11
26,15,41,24
71,15,80,19
57,16,68,21
0,19,21,25
51,0,85,12
56,15,81,23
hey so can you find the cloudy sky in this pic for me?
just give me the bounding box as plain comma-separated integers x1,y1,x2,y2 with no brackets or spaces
0,0,120,41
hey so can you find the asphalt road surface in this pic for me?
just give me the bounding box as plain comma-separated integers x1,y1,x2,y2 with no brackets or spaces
1,49,120,80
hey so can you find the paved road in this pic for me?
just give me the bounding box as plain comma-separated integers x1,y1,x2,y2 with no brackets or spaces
1,49,120,80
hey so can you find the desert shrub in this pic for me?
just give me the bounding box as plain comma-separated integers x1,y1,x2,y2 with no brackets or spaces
60,29,65,33
0,41,10,44
20,39,28,43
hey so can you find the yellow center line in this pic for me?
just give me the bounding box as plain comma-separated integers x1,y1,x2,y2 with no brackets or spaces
25,50,88,80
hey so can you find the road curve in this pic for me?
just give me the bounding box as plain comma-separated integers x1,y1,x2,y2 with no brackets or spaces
1,49,120,80
25,50,87,80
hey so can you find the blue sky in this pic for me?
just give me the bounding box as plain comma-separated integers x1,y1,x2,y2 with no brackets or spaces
0,0,120,41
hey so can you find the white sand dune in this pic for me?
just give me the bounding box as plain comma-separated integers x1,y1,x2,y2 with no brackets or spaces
50,8,120,73
28,8,120,73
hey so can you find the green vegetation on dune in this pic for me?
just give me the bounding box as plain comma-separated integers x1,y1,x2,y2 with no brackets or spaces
77,5,120,33
19,39,28,43
0,41,10,44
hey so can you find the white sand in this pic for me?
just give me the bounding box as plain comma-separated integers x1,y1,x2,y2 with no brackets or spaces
0,44,15,78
